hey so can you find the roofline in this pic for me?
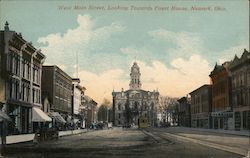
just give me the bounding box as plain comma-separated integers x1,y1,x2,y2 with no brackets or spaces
42,65,72,80
189,84,211,95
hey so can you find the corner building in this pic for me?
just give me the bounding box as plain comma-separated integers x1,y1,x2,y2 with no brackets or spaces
229,49,250,131
0,22,50,135
112,62,160,127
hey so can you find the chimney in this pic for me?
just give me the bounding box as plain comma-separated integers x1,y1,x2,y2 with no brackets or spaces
4,21,9,31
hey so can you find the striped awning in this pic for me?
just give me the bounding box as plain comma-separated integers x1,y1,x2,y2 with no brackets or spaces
49,112,66,124
32,107,52,122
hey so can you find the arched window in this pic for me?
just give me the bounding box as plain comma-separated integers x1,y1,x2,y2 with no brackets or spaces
118,103,121,110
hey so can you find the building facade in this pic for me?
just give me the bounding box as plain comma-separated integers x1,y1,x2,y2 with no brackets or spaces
190,85,212,129
81,95,97,128
72,78,86,128
112,62,160,127
0,22,50,135
209,62,233,130
42,65,72,128
72,78,81,116
229,49,250,131
177,97,191,127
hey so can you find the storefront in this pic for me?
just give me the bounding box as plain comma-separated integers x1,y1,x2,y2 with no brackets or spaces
211,111,233,130
234,110,250,131
32,107,52,132
191,113,210,129
48,112,66,130
7,103,32,135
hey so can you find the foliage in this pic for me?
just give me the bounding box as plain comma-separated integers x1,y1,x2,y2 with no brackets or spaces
97,98,112,122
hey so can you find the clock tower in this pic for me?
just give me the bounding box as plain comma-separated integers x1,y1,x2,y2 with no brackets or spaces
129,62,142,90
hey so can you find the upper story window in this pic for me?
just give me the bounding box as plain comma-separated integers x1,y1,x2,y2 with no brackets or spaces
118,103,121,110
32,65,40,84
7,52,20,76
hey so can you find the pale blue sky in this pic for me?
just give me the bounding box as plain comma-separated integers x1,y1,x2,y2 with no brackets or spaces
1,0,249,103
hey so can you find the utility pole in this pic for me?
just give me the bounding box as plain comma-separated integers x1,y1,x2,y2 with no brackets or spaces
76,51,79,78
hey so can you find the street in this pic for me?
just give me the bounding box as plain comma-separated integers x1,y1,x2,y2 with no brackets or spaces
3,127,244,158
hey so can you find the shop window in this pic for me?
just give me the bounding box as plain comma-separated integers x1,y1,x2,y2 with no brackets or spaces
8,105,20,135
247,111,250,130
235,112,241,130
219,118,224,129
243,111,247,129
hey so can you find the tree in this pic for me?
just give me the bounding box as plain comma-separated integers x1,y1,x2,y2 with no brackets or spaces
97,98,111,122
159,96,179,125
124,96,132,125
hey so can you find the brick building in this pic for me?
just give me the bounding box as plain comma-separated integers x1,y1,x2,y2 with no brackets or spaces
229,49,250,130
190,85,212,128
0,22,51,135
42,65,72,129
209,62,233,130
177,97,191,127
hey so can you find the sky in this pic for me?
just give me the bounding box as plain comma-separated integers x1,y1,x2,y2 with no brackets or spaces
0,0,249,104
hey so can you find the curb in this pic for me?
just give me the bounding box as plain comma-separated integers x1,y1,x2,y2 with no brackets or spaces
164,132,247,157
59,129,88,137
172,127,250,137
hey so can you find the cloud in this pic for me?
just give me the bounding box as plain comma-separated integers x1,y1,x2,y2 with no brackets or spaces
137,55,211,97
72,27,212,104
38,14,125,73
76,68,127,104
217,43,249,64
148,29,203,58
120,46,153,62
77,54,211,104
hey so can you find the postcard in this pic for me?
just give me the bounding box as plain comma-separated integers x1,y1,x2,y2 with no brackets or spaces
0,0,249,157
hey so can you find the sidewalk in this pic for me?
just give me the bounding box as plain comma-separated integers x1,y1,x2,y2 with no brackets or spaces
177,126,250,137
1,129,88,145
165,127,250,157
58,129,87,137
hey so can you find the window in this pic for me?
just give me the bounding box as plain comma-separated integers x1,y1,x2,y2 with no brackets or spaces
22,60,25,78
15,81,19,100
68,96,71,108
12,55,16,74
21,83,25,101
243,111,247,129
7,53,12,71
26,85,30,102
32,88,35,103
27,63,30,80
8,80,12,99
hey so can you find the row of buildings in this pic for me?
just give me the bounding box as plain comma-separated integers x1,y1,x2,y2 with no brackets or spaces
177,49,250,131
0,22,97,135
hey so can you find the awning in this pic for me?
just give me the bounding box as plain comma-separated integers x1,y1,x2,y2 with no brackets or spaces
32,107,52,122
49,112,66,124
67,116,73,124
0,110,11,122
74,119,80,124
